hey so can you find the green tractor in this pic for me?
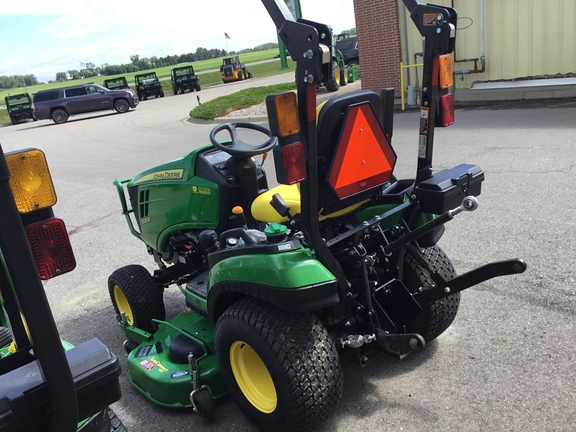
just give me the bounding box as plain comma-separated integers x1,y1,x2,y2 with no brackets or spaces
135,72,164,101
108,0,526,431
171,65,201,94
4,93,36,125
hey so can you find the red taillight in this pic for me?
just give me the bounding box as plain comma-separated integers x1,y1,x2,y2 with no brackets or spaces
282,142,306,185
439,93,455,127
25,218,76,280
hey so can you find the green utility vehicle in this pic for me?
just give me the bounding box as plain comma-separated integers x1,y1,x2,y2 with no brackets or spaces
104,77,130,90
4,93,36,125
0,147,124,431
171,66,201,94
135,72,164,101
108,1,526,431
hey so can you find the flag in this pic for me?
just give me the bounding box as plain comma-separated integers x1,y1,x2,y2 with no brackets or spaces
225,33,231,39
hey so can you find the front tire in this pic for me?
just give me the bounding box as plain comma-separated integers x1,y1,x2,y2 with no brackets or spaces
402,245,460,343
51,109,68,124
108,264,165,333
214,298,343,432
114,99,130,113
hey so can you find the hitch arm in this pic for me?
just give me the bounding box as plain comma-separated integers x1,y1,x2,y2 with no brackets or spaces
417,259,527,305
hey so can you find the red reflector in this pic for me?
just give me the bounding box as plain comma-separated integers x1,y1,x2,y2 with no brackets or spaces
282,142,307,185
440,93,455,127
25,218,76,280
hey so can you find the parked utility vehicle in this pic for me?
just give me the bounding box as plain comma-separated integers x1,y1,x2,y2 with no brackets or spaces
135,72,164,100
171,66,201,94
109,1,526,431
104,76,130,90
4,93,36,125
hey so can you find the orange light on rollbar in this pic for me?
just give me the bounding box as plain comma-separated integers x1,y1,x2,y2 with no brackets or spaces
273,92,300,137
438,54,453,90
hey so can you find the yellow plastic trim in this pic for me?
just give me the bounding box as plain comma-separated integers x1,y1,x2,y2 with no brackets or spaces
251,184,368,223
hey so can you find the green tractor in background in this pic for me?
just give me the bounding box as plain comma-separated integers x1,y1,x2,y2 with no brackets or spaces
171,65,201,94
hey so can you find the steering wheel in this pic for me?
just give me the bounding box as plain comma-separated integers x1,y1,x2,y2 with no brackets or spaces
209,122,277,159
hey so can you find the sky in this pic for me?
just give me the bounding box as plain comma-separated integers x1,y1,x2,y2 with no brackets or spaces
0,0,356,83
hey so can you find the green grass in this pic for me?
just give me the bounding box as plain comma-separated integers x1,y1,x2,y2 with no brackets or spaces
1,49,295,125
190,82,296,120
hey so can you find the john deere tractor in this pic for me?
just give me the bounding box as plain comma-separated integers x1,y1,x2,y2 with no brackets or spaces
220,55,252,83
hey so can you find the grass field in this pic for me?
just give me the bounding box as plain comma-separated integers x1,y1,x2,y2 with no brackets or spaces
0,49,296,125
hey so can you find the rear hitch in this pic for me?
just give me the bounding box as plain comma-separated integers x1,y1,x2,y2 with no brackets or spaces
375,329,426,355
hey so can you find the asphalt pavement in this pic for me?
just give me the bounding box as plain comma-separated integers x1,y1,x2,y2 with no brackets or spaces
1,75,575,431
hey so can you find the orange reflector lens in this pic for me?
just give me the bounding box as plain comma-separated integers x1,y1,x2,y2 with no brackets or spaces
273,92,300,137
440,93,455,126
25,218,76,280
282,142,306,184
5,149,57,214
439,54,453,89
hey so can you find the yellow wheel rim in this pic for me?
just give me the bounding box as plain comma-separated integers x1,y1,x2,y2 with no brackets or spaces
335,66,341,85
230,341,277,413
113,285,134,325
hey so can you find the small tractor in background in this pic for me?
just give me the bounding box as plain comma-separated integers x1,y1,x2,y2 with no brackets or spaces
104,77,130,91
135,72,164,101
4,93,36,125
220,55,252,83
171,66,201,94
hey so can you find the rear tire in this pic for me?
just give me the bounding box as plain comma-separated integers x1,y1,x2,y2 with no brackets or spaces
108,264,165,333
51,109,68,124
402,245,460,343
325,60,340,92
340,68,348,86
214,298,343,432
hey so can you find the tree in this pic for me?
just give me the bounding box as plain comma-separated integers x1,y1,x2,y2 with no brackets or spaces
68,70,81,80
55,72,68,82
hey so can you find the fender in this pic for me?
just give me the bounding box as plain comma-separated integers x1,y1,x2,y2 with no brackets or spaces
207,247,338,323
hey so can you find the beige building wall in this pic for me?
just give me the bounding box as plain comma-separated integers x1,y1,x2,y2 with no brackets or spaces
398,0,576,90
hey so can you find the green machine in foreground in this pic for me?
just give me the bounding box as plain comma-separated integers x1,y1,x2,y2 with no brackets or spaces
109,1,527,431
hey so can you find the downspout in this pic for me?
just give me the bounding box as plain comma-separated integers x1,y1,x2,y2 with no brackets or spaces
453,0,486,81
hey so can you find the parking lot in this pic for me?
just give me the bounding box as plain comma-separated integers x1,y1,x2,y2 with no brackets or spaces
1,80,575,431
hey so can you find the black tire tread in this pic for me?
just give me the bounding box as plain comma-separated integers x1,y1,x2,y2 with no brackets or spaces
108,264,165,333
108,407,128,432
0,326,12,348
214,297,343,432
403,245,460,342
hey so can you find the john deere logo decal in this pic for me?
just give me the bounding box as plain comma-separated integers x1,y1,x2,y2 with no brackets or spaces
133,169,184,184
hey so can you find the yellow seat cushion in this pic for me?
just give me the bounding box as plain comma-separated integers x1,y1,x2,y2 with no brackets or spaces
251,184,368,223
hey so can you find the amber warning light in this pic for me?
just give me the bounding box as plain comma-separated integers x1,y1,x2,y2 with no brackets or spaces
6,148,76,280
266,92,307,185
